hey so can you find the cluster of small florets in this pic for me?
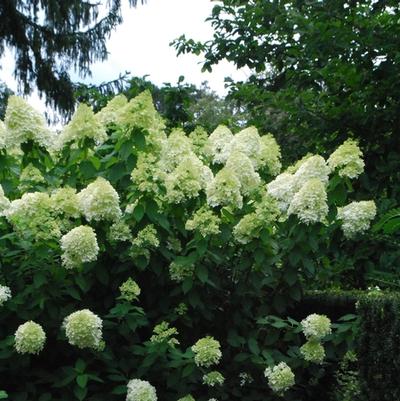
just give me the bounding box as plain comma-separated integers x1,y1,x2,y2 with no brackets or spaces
150,321,179,346
63,309,103,350
208,125,234,164
185,207,221,237
18,164,45,191
169,260,195,282
192,337,222,368
59,103,107,148
258,134,282,176
60,225,99,269
78,177,122,222
266,173,297,212
337,201,376,238
0,285,11,306
174,303,188,316
328,139,364,179
126,379,157,401
50,187,81,219
189,126,211,162
119,278,141,301
301,314,332,340
95,94,128,127
239,372,254,387
300,340,326,364
264,362,295,394
132,225,159,249
14,321,46,354
202,371,225,387
0,185,10,216
109,220,132,242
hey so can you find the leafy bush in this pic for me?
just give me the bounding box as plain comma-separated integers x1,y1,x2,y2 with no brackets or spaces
0,92,375,400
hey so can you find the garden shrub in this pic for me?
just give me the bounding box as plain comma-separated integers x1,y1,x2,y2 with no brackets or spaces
0,92,376,400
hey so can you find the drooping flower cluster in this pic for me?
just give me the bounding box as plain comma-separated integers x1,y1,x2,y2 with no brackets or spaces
185,207,221,237
328,139,364,179
126,379,157,401
60,225,99,269
337,201,376,238
202,371,225,387
0,285,11,306
150,321,179,346
119,278,141,302
63,309,103,350
78,177,122,222
14,321,46,354
264,362,295,394
59,103,107,148
192,337,222,368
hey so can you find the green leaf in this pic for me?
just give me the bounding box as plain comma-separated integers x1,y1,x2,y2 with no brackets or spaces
75,359,86,373
73,385,87,401
182,278,193,294
0,391,8,400
76,374,88,388
196,265,208,283
133,204,145,222
248,337,260,355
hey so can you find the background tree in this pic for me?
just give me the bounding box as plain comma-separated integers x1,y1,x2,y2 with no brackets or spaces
0,0,145,115
0,81,13,119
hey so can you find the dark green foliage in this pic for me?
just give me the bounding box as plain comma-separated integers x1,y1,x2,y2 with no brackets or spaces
0,0,144,115
0,82,13,120
357,293,400,401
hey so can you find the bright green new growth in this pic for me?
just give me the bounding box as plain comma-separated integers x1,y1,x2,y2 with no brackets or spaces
202,371,225,387
14,321,46,355
119,278,141,302
150,321,179,346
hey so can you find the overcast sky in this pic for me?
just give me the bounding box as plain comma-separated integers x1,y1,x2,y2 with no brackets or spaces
1,0,249,113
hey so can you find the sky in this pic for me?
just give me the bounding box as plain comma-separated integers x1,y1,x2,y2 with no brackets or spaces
0,0,249,113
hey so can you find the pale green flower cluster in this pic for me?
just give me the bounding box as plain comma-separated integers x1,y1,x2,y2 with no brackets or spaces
192,336,222,368
208,125,234,164
109,220,131,242
78,177,121,222
0,285,11,306
189,126,211,162
287,179,328,224
0,120,6,149
60,225,99,269
126,379,157,401
4,96,54,150
169,260,194,282
0,185,10,216
19,164,45,190
174,302,188,316
119,278,141,302
132,225,159,249
264,362,295,394
177,395,195,401
95,94,128,126
301,314,332,340
206,168,243,209
300,340,326,364
337,200,376,238
328,139,364,179
202,371,225,387
150,321,179,346
159,129,193,172
258,134,282,176
266,173,297,212
131,153,165,196
14,321,46,354
59,103,107,148
230,126,261,164
185,207,221,237
293,155,329,189
63,309,103,350
51,187,80,219
233,194,279,244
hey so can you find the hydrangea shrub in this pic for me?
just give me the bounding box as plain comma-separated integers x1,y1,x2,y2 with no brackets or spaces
0,93,375,400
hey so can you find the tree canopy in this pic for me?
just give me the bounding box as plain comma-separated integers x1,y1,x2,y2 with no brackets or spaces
0,0,145,115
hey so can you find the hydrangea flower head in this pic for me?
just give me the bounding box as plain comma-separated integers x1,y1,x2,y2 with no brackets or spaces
208,125,233,164
267,172,296,212
264,362,295,394
169,260,195,282
78,177,122,222
59,103,107,147
96,94,128,126
337,200,376,238
301,314,332,340
126,379,157,401
4,96,54,149
0,185,10,216
0,285,11,306
51,187,80,218
109,220,132,242
131,153,165,196
185,207,221,237
300,340,326,364
14,321,46,354
189,126,212,162
119,278,141,301
287,179,328,224
150,321,179,346
0,120,6,149
60,225,99,269
132,225,159,249
63,309,103,350
230,126,261,166
328,139,364,179
192,336,222,367
293,155,329,190
257,134,282,176
159,129,193,172
19,164,45,187
206,168,243,209
202,371,225,387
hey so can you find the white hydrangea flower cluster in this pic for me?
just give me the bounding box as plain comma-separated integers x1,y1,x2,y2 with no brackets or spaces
337,200,376,238
0,120,6,149
258,134,282,176
132,225,159,249
63,309,103,350
150,321,179,346
4,96,55,150
264,362,295,394
78,177,122,222
328,139,364,179
169,260,195,283
126,379,157,401
202,371,225,387
58,103,107,148
192,336,222,368
0,185,10,216
0,285,11,306
19,164,45,190
229,126,261,164
14,321,46,354
95,94,128,127
50,187,81,219
292,155,329,189
185,207,221,237
109,220,132,242
208,125,234,164
60,225,99,269
119,278,141,302
266,173,297,213
189,126,212,162
300,340,326,364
